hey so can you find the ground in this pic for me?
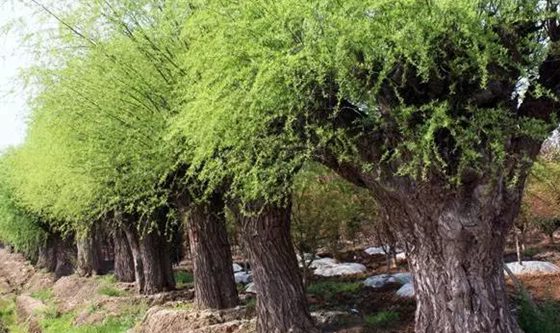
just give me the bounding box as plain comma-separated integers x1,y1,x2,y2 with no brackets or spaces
0,231,559,333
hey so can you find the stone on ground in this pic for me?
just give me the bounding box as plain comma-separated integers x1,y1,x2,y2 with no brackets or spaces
314,262,367,277
396,283,415,298
234,271,252,284
505,261,560,275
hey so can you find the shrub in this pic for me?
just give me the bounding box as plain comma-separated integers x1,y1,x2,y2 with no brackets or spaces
364,311,400,329
175,271,194,288
307,281,362,301
517,297,560,333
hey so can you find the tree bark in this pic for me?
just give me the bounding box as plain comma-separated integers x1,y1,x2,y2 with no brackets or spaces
368,182,524,333
320,150,535,332
237,201,318,333
54,234,76,278
36,233,57,272
113,229,135,282
184,194,239,310
123,224,145,293
76,234,102,277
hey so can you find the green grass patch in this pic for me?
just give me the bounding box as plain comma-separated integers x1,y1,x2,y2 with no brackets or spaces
96,275,126,297
522,247,539,258
175,271,194,288
31,288,54,302
40,301,148,333
364,311,400,329
307,281,362,300
517,297,560,333
0,297,26,333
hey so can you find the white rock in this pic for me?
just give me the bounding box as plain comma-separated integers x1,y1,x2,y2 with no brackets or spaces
314,263,367,277
391,272,413,284
245,283,257,294
363,274,397,288
310,258,338,269
396,283,415,298
232,263,243,273
505,261,560,275
234,271,252,284
364,247,387,255
396,252,407,260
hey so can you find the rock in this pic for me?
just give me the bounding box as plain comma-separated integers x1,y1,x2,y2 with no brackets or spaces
245,283,257,294
309,258,338,269
232,264,243,273
363,274,397,288
396,283,415,298
391,272,413,284
311,310,363,330
314,263,367,277
505,261,560,275
234,271,252,284
396,252,407,260
364,247,387,255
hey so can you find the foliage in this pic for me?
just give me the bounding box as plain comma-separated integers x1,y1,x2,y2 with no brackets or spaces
174,271,194,289
307,281,362,301
364,311,401,329
517,297,560,333
97,275,127,297
0,152,45,258
177,0,558,205
292,163,376,258
0,297,26,333
31,288,54,303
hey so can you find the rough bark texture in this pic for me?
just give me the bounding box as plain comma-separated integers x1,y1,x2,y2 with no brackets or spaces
54,236,76,278
322,152,532,333
76,234,102,277
183,194,239,310
123,221,175,295
123,224,145,293
36,232,75,278
238,201,318,333
113,229,135,282
36,234,57,272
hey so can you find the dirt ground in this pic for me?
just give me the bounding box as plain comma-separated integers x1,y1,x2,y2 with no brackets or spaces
0,231,559,333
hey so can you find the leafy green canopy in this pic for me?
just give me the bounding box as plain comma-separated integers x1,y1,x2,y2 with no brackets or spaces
0,151,45,257
178,0,558,204
8,0,190,233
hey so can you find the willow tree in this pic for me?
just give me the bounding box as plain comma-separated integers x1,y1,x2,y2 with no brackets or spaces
16,0,239,303
0,151,45,261
182,1,560,332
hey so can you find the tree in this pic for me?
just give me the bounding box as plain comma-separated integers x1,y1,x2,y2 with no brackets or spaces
180,1,560,332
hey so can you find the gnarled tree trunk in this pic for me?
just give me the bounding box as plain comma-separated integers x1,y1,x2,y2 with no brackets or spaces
183,193,238,309
36,232,75,278
123,224,145,293
237,201,318,333
76,233,102,277
113,229,135,282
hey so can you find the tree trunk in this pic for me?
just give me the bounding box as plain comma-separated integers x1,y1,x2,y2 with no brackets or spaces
138,229,176,294
113,229,135,282
123,224,145,293
36,234,57,272
76,234,102,277
54,235,76,278
238,201,318,333
185,194,239,309
372,184,524,333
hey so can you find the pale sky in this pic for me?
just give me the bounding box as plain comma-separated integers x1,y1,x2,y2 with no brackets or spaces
0,0,35,152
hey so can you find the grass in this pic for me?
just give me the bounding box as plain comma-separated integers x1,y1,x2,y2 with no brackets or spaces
40,301,148,333
522,247,540,258
31,288,54,302
175,271,194,288
96,275,126,297
307,281,362,300
0,297,27,333
517,297,560,333
364,311,401,329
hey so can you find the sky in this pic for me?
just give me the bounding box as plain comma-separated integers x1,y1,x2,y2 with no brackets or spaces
0,1,35,152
